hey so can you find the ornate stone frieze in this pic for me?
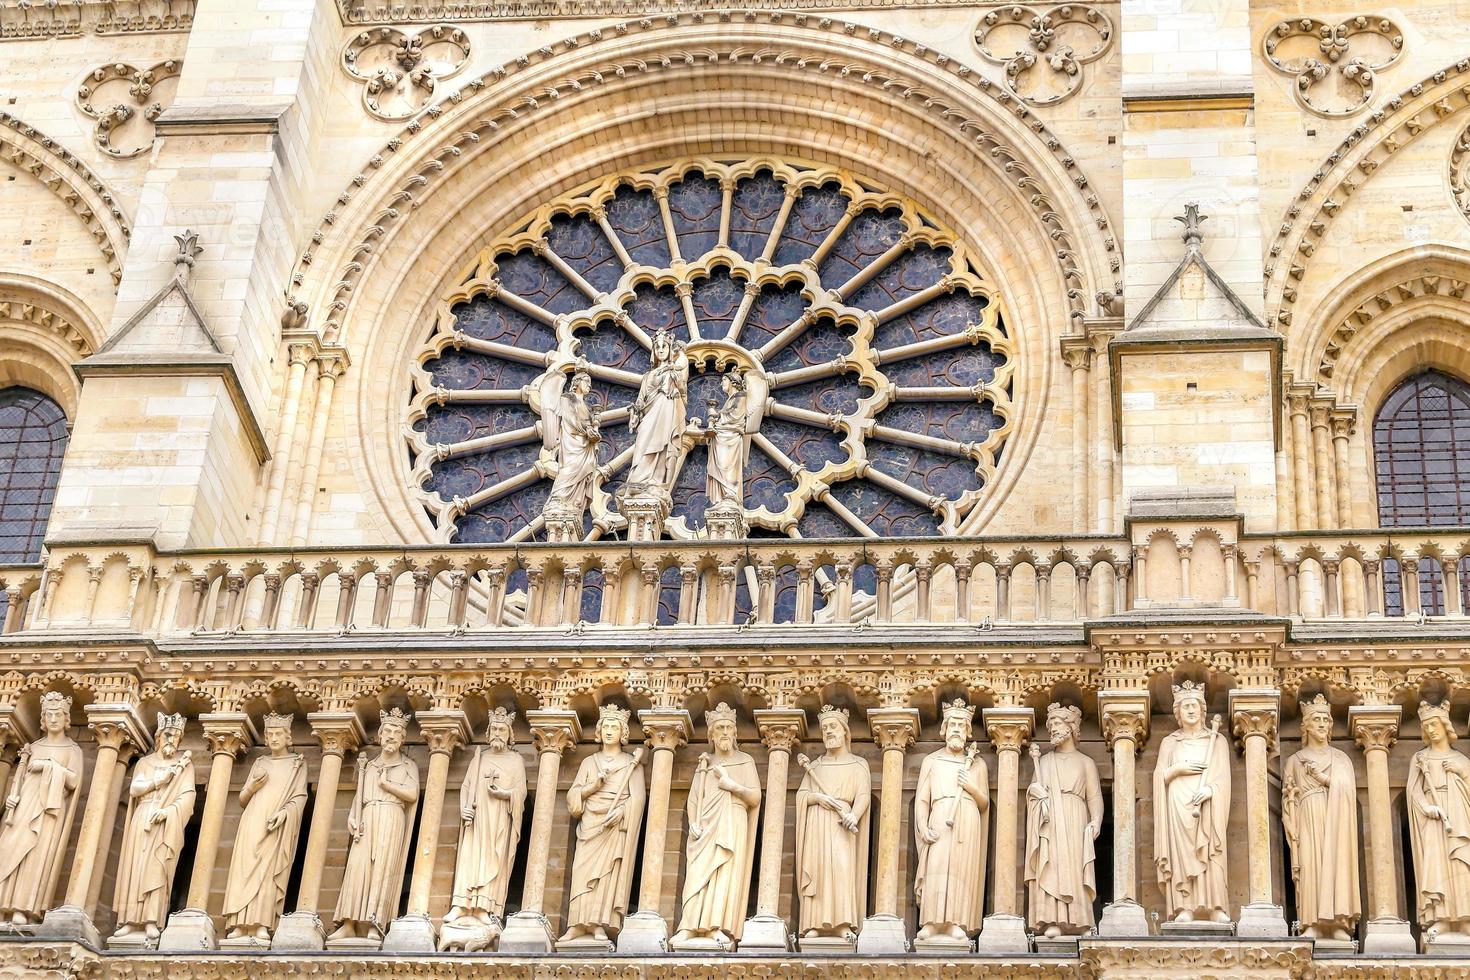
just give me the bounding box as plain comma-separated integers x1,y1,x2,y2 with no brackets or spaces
0,0,193,40
1263,16,1405,118
342,25,470,121
338,0,1023,23
973,4,1114,107
76,61,183,158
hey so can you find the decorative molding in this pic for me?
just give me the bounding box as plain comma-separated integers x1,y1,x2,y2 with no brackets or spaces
973,4,1114,108
0,299,94,355
0,0,193,40
76,60,183,158
1262,16,1404,118
0,112,130,285
337,0,1033,23
1315,272,1469,382
342,25,470,121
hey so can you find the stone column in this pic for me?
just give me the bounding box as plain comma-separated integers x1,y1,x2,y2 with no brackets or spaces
976,706,1033,952
1097,693,1150,935
741,708,806,953
88,740,139,915
858,707,919,954
39,704,148,945
159,712,256,951
258,341,313,542
1330,410,1355,527
1288,391,1315,530
1230,689,1287,936
383,709,469,952
502,709,581,953
619,708,692,952
1309,402,1336,529
1351,705,1415,952
272,712,364,950
1063,340,1092,533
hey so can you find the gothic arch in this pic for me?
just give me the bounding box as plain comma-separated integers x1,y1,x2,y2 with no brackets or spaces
0,272,104,418
288,14,1119,544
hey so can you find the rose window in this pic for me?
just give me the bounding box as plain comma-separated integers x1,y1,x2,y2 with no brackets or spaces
407,158,1014,544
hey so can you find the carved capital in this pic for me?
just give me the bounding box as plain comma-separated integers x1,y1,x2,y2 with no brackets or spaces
1098,692,1150,750
526,709,581,755
416,709,470,756
199,712,256,759
307,711,365,757
983,706,1034,753
753,708,807,753
1060,336,1093,373
1229,689,1281,753
84,703,149,755
1350,704,1401,754
638,708,692,753
867,707,920,752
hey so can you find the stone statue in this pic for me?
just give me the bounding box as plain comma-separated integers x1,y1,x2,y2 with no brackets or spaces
914,698,989,943
0,691,82,927
544,361,602,521
626,328,689,494
1408,700,1470,940
222,712,308,943
1024,702,1103,937
704,371,748,510
672,702,760,950
111,712,196,944
442,707,526,949
795,705,872,942
559,704,647,946
1153,680,1231,924
329,709,420,944
1281,695,1359,941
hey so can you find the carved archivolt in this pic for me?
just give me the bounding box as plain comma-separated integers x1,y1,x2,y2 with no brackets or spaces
1314,273,1469,382
76,60,183,158
407,157,1014,544
1262,16,1404,117
973,4,1113,107
1453,120,1470,228
342,24,470,121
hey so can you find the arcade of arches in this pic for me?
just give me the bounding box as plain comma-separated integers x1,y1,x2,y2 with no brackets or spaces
2,1,1470,977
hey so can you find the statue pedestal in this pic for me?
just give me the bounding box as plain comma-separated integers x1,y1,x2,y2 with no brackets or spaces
438,915,501,952
158,908,218,951
1310,937,1356,955
913,932,974,954
975,912,1030,953
1098,900,1151,936
1425,931,1470,955
325,936,383,952
1160,919,1234,938
1236,902,1289,938
218,934,271,951
106,930,158,951
270,911,325,951
557,933,615,953
798,933,858,954
669,932,732,952
1034,934,1082,955
737,914,792,953
499,911,556,954
381,912,436,952
704,500,748,540
617,489,671,542
35,905,101,947
855,913,908,954
1362,916,1416,954
616,910,670,952
544,505,584,543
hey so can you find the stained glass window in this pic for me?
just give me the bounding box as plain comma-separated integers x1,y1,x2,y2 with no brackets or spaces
0,388,68,563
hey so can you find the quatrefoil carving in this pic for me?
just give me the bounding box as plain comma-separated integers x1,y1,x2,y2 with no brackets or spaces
76,60,182,158
973,4,1113,107
342,25,470,121
1263,16,1404,117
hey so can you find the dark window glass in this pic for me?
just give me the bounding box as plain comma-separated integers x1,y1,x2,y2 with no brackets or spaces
1373,372,1470,615
0,388,68,563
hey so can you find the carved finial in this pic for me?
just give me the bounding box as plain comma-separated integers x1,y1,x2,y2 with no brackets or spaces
173,229,203,283
1175,203,1207,249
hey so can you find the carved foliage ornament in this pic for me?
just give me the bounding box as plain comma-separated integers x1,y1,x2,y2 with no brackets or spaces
342,24,470,121
1263,16,1404,118
76,60,182,158
973,4,1113,107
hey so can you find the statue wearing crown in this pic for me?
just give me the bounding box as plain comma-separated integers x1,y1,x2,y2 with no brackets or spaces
331,710,420,945
559,703,646,948
1281,696,1359,942
914,699,989,945
111,712,196,945
222,711,308,944
1153,680,1231,924
442,706,525,950
0,691,82,927
672,703,760,951
1024,702,1103,937
626,328,689,496
795,705,872,945
1408,700,1470,941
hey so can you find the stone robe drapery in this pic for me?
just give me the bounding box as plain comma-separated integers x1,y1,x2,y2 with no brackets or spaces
546,390,600,514
627,356,688,490
1024,748,1103,931
795,754,872,934
1282,746,1360,931
565,752,646,936
113,752,196,929
1408,747,1470,926
0,739,83,919
334,755,419,928
449,747,526,919
676,752,759,939
1152,728,1231,917
913,751,989,933
222,753,308,932
705,391,747,507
